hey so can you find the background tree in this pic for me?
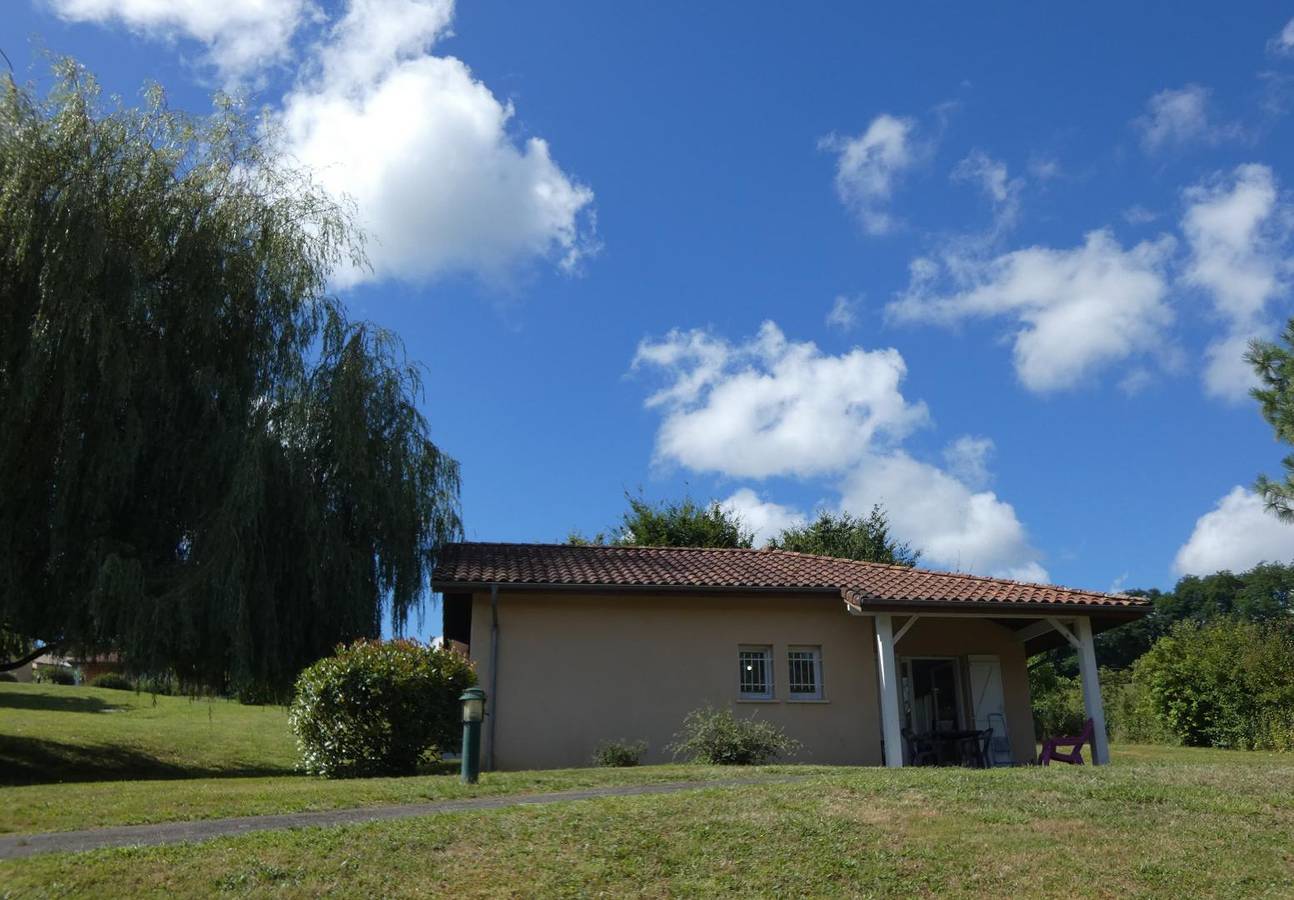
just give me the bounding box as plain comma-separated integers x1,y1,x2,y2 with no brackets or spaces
767,507,919,567
1249,323,1294,520
569,495,753,548
0,64,460,692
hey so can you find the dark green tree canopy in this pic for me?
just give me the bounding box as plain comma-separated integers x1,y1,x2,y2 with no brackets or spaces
0,64,460,691
767,507,919,567
1249,323,1294,520
569,495,753,548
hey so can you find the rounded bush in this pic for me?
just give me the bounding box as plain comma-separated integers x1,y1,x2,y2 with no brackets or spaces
668,706,800,765
35,666,76,685
90,672,134,691
290,639,476,778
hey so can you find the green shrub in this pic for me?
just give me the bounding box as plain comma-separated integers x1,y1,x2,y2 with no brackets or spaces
668,706,800,765
89,672,134,691
1103,668,1174,745
138,673,176,696
289,639,476,778
1135,618,1294,750
1028,660,1087,740
592,739,648,767
34,666,76,685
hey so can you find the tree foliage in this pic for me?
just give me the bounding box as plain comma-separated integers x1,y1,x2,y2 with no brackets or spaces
570,495,754,548
1250,323,1294,521
767,507,919,567
0,63,460,692
1134,619,1294,750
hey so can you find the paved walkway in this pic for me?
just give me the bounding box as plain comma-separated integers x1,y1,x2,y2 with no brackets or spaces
0,776,804,860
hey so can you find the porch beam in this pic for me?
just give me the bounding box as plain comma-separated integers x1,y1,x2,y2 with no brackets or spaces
892,615,920,644
874,613,905,768
1074,616,1110,765
1013,619,1063,643
1046,617,1082,650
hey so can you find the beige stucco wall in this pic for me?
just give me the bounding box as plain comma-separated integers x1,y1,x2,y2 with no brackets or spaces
469,590,1037,771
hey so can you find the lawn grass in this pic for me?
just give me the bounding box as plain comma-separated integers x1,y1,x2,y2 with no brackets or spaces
4,682,1293,897
0,682,298,784
3,754,1293,897
0,683,821,835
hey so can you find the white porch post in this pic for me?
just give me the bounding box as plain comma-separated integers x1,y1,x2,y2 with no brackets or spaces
1074,616,1110,766
874,613,904,768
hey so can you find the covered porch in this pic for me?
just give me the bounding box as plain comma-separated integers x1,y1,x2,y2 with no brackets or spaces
850,605,1136,768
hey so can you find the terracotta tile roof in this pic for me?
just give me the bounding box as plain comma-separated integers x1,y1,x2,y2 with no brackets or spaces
432,542,1149,613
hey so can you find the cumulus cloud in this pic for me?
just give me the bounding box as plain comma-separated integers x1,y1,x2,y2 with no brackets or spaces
825,295,860,330
720,488,806,547
1134,85,1212,152
55,0,595,287
841,451,1047,581
1174,487,1294,575
888,230,1176,393
47,0,313,83
633,322,1046,579
633,322,929,479
276,0,596,286
820,114,919,235
1181,164,1291,401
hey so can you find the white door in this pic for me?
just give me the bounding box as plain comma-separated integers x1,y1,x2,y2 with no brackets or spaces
967,655,1009,764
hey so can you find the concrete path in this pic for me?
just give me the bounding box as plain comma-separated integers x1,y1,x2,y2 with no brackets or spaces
0,776,804,861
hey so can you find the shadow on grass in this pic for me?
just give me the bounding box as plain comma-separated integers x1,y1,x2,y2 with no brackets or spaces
0,692,120,714
0,736,296,786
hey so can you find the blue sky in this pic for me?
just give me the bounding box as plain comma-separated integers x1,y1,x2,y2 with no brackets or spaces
10,1,1294,636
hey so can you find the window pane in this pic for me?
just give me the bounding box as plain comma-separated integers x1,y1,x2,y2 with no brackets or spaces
739,647,772,697
789,647,822,698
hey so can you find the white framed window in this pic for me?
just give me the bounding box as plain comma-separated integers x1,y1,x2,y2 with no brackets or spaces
788,646,824,700
738,645,773,699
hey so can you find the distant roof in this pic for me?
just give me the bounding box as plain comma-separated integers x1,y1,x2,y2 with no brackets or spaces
432,542,1149,614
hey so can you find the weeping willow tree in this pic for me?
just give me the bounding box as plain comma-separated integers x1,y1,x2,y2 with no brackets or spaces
0,62,461,692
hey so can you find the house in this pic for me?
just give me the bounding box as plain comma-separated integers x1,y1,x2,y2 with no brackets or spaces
432,542,1150,770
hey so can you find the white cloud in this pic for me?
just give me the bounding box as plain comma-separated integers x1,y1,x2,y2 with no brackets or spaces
841,451,1046,581
633,322,929,479
888,230,1176,393
950,150,1023,239
825,295,860,331
820,114,919,235
1134,85,1211,152
1174,487,1294,575
276,0,595,287
48,0,313,83
942,436,994,490
1123,205,1159,226
633,321,1045,579
720,488,806,547
1269,18,1294,55
953,150,1012,204
1181,164,1290,401
56,0,595,286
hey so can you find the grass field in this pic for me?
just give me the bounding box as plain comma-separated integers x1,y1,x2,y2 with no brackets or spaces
3,682,1293,897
